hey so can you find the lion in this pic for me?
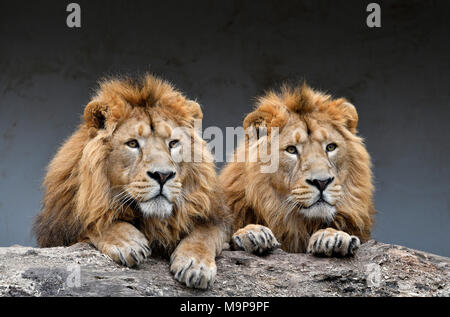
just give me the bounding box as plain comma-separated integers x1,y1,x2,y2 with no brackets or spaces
33,74,231,289
220,83,375,256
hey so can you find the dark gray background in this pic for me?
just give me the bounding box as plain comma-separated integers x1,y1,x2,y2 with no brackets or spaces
0,0,449,256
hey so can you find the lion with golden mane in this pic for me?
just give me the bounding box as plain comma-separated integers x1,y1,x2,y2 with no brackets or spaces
220,83,375,256
34,74,231,289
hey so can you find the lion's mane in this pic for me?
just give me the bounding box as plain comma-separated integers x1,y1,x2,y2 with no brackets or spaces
220,83,375,252
34,75,229,253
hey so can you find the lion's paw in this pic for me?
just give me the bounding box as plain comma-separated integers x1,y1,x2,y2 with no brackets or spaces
307,228,360,257
232,224,281,255
97,222,151,267
170,249,216,289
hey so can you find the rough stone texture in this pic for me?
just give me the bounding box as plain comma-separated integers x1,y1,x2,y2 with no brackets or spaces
0,240,448,297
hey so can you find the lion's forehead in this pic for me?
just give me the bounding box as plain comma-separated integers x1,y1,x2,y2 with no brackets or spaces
282,116,340,144
152,118,174,139
117,115,178,140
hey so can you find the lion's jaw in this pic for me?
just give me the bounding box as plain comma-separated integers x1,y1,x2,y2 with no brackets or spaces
295,200,337,222
139,196,174,218
287,181,340,222
135,167,182,219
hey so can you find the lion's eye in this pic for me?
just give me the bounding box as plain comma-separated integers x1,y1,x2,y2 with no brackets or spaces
286,145,298,154
169,140,179,149
125,139,139,149
326,143,337,152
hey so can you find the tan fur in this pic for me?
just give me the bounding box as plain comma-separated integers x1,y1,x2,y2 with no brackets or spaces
231,224,280,254
34,74,231,288
220,83,375,254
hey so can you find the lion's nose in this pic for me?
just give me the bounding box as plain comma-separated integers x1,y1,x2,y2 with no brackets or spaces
306,177,334,192
147,171,176,186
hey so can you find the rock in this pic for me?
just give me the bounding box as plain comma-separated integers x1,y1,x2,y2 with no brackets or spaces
0,240,448,297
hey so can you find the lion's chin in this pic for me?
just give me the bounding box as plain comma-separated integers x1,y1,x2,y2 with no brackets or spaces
139,196,173,219
299,202,336,222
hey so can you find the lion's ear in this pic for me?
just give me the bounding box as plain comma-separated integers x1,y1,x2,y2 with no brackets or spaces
243,110,268,131
83,101,108,129
243,104,288,138
338,101,358,134
185,100,203,121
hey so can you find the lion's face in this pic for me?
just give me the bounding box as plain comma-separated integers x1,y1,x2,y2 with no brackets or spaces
36,75,229,252
107,108,192,218
240,84,364,224
275,116,349,221
221,83,374,251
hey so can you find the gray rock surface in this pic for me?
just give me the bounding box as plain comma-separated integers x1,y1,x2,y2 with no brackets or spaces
0,240,448,297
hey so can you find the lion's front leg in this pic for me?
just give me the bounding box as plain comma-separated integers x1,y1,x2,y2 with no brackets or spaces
307,227,360,257
232,224,280,255
86,221,151,267
170,224,227,289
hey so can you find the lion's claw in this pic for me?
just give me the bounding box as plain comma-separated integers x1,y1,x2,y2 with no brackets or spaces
232,224,280,255
307,228,360,257
96,222,151,267
170,250,216,289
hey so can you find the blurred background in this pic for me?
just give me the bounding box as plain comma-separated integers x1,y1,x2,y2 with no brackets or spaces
0,0,449,256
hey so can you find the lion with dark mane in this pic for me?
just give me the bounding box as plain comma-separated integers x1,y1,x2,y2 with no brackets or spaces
34,74,231,289
220,83,375,256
